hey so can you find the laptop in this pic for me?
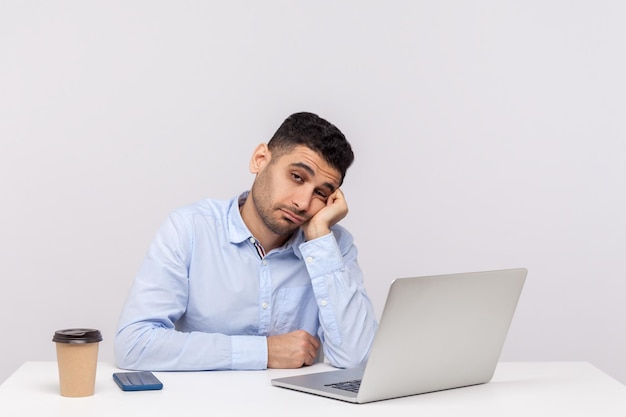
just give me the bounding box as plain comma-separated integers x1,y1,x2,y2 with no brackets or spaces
271,267,527,403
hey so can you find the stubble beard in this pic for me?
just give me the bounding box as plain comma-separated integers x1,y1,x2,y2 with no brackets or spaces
250,177,300,237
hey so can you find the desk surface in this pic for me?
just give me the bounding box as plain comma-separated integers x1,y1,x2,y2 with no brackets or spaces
1,361,625,416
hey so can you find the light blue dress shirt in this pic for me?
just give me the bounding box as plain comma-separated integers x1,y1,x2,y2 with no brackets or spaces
114,192,378,371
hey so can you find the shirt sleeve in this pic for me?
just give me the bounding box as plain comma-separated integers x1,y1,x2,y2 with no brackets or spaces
298,227,379,368
113,212,268,371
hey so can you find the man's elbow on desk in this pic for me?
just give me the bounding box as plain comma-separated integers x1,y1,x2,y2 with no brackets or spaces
322,341,373,370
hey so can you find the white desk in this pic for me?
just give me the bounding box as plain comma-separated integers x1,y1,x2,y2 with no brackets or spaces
1,361,625,416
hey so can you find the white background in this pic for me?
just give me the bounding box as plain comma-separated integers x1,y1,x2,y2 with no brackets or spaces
1,1,624,385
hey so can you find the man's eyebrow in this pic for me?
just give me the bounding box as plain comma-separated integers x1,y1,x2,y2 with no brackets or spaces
290,162,337,193
291,162,315,176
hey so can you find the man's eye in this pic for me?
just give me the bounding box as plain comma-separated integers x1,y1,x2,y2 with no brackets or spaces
291,173,303,182
315,190,328,199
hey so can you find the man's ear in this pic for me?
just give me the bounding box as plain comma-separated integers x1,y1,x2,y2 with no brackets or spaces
249,143,271,174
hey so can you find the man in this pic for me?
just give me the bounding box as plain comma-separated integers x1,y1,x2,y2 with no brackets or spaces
114,112,378,371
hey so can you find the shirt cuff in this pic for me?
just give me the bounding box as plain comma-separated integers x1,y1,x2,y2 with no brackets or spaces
231,335,268,370
299,232,344,277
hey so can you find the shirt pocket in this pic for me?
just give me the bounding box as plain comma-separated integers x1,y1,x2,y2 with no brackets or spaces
273,284,318,334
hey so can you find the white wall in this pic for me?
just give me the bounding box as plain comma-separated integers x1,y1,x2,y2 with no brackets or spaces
1,1,624,385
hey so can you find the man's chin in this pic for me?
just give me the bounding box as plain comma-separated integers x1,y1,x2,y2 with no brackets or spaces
264,219,300,237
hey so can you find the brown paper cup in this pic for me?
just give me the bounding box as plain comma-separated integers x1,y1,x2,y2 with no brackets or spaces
52,329,102,397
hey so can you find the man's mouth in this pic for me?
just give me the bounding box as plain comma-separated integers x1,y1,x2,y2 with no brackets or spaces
279,208,306,224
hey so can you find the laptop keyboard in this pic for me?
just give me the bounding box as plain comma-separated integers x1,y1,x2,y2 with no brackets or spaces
325,379,362,393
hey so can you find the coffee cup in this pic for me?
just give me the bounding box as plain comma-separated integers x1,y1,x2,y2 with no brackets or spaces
52,328,103,397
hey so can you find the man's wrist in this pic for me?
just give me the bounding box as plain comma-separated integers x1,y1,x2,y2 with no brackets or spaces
303,224,331,241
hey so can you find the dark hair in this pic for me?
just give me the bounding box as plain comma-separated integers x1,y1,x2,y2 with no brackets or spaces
268,112,354,183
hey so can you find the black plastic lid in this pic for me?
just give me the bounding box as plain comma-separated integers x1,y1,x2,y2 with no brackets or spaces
52,328,103,344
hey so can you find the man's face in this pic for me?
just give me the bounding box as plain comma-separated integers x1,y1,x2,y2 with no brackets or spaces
250,145,342,237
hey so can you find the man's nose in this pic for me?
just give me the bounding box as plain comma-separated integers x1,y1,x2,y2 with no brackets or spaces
291,187,313,212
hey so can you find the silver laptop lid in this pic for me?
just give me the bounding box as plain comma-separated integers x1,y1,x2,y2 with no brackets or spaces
356,268,527,402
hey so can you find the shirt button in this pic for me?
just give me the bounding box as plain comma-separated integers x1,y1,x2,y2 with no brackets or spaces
262,260,268,266
249,237,256,243
261,302,269,309
320,299,328,307
306,256,314,264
